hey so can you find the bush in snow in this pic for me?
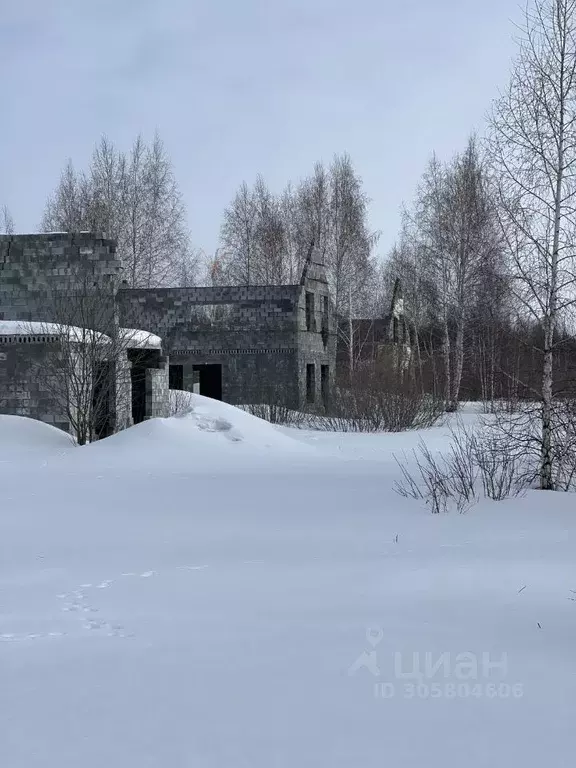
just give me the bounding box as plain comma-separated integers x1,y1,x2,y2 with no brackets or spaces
169,389,195,417
394,420,529,513
315,367,444,433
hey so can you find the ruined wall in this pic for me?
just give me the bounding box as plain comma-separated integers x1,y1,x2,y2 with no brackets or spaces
0,337,72,433
297,258,337,410
118,285,303,407
145,365,170,419
0,235,336,420
0,234,143,434
0,233,119,328
118,268,337,411
117,285,300,342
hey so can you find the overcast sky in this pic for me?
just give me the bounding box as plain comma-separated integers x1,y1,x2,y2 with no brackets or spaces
1,0,521,258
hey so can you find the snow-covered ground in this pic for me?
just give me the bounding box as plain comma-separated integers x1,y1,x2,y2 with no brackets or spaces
1,398,575,767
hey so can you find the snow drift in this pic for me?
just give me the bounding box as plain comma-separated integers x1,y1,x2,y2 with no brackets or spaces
84,392,316,470
0,414,73,462
1,402,575,768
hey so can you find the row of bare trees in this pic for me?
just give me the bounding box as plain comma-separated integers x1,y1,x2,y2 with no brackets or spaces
1,205,14,234
487,0,576,490
40,140,379,317
385,0,576,492
42,134,197,288
218,154,380,319
381,137,503,413
4,0,576,493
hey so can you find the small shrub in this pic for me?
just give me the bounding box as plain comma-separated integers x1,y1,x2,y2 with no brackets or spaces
169,389,195,417
241,402,308,428
321,365,443,433
394,421,529,513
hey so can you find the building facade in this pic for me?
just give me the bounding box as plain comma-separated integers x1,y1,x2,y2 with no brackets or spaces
117,253,335,411
336,278,412,374
0,233,336,437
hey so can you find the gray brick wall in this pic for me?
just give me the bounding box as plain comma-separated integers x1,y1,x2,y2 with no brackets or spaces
0,234,151,434
118,264,337,412
0,233,119,328
297,258,337,410
118,285,301,340
0,339,72,433
145,365,170,419
0,234,337,427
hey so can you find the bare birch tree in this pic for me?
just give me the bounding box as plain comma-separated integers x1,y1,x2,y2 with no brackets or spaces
443,138,500,409
25,268,123,445
1,205,14,234
219,155,377,307
28,268,160,444
220,181,258,284
296,155,377,317
413,154,454,408
407,140,500,411
42,160,94,233
488,0,576,489
42,134,194,287
381,229,440,392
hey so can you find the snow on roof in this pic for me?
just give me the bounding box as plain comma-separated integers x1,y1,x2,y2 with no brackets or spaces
0,321,111,344
120,328,163,349
0,322,161,349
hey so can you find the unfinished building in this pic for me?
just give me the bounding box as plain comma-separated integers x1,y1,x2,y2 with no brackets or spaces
0,233,336,437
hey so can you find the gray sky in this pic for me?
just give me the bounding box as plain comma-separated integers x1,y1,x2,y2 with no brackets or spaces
1,0,521,258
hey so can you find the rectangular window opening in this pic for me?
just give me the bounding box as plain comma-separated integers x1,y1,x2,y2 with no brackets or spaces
321,364,329,409
169,364,184,390
306,363,316,404
306,292,315,331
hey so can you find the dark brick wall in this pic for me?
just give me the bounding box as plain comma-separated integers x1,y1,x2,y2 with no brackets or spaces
0,234,140,434
0,233,119,329
0,234,338,423
296,258,337,409
0,339,71,432
118,265,337,411
118,285,301,339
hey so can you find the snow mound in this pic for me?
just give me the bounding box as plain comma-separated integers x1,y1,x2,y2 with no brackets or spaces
0,415,73,461
88,393,314,466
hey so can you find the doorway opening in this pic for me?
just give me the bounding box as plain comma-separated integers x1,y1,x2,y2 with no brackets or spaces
193,364,223,400
306,363,316,404
321,364,330,410
129,349,162,424
92,361,113,439
169,363,184,390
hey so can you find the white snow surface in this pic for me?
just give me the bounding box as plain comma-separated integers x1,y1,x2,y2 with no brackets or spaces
1,399,575,767
0,415,74,460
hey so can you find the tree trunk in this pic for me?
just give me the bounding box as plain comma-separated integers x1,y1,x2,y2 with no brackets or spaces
348,284,353,383
540,36,564,490
414,326,424,394
442,318,452,411
541,165,561,490
451,317,464,410
541,321,554,490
